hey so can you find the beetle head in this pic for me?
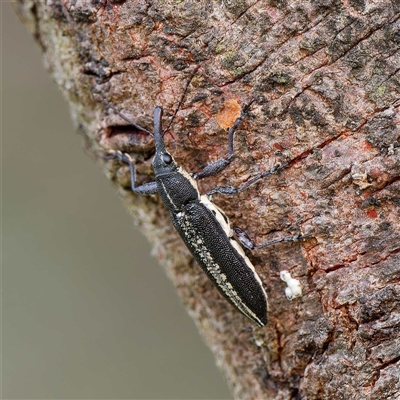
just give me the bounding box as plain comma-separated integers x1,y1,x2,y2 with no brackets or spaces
151,107,179,176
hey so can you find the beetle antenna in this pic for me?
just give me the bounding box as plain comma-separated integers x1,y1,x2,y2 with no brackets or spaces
162,65,200,136
95,94,154,137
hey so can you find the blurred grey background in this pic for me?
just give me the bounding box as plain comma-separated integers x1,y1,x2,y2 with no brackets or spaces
3,4,231,399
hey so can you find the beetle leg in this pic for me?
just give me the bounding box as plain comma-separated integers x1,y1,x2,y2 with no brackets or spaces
233,226,310,250
206,162,288,197
105,150,158,195
193,99,255,181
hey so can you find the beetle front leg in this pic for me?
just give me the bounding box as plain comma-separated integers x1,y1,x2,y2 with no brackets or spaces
105,150,158,195
193,99,255,181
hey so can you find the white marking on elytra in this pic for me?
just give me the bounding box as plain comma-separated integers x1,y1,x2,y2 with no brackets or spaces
200,195,232,236
176,208,265,326
280,271,302,300
200,195,268,305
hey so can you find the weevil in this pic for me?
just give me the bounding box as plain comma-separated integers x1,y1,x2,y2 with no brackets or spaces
103,96,305,327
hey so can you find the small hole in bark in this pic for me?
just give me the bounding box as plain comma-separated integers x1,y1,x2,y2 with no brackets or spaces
108,125,149,138
106,125,154,153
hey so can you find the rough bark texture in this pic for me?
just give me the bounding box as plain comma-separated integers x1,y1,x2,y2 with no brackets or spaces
15,0,400,399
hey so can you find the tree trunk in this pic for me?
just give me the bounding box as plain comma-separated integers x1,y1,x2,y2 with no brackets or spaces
14,0,400,398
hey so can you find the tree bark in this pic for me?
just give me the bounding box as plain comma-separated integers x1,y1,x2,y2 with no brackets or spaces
14,0,400,398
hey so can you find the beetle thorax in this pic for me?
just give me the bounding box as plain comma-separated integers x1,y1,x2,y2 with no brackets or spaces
156,167,200,211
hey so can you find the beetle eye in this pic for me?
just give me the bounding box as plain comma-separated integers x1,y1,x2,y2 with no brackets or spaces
162,153,173,164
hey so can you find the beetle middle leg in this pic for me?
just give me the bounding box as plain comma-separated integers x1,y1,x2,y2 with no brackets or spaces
206,161,289,197
207,163,310,250
233,226,310,251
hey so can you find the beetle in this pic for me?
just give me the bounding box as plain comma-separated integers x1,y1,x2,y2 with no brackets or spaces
103,96,305,327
